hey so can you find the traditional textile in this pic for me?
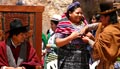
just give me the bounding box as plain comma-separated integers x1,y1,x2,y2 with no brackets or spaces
55,13,87,35
93,23,120,69
67,2,80,11
46,53,58,63
45,32,58,69
0,38,41,69
6,38,27,67
55,14,89,69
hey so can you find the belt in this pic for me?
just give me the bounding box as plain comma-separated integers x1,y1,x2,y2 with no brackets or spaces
68,44,87,50
59,48,82,54
71,50,82,54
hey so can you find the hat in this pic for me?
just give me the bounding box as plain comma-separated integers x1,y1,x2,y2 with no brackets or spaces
99,2,119,15
51,14,61,22
67,1,80,11
8,18,28,32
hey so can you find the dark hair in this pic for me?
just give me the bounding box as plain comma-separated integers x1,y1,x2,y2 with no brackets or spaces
109,11,118,24
9,27,28,38
89,13,100,24
95,14,100,22
66,3,81,18
51,20,59,25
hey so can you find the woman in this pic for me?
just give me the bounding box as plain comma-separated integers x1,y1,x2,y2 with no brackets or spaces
80,2,120,69
89,13,100,36
45,14,61,69
55,1,91,69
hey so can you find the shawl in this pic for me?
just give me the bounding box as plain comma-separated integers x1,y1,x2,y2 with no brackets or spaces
55,13,87,34
0,40,42,68
93,23,120,69
6,38,27,67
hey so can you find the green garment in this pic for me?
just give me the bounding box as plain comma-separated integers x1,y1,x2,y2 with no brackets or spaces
42,33,47,50
117,57,120,61
47,32,50,41
42,33,47,69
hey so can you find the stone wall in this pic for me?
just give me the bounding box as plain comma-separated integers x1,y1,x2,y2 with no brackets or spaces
0,0,120,35
42,0,73,35
0,0,73,34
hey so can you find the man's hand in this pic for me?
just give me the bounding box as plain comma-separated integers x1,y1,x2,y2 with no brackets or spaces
1,66,15,69
15,67,26,69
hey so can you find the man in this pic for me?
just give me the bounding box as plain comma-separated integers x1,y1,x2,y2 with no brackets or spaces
0,19,42,69
81,1,120,69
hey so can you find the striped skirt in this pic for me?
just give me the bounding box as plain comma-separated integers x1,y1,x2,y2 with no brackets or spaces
58,49,90,69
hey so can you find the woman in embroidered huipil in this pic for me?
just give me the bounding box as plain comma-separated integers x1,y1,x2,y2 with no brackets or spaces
55,1,91,69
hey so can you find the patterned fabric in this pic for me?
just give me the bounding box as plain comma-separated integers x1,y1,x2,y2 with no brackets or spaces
58,48,90,69
55,13,87,35
94,23,120,69
45,32,58,69
46,53,58,63
67,1,80,11
55,14,90,69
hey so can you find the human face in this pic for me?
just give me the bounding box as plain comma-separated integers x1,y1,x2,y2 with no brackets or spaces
51,22,57,32
91,16,97,23
69,7,83,24
100,15,109,26
13,32,26,45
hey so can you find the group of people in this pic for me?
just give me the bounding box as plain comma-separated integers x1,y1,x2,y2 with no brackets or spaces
0,1,119,69
42,1,120,69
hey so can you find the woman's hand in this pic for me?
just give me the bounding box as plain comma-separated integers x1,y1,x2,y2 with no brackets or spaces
55,31,81,47
69,31,81,40
80,26,89,35
42,49,47,56
46,44,51,49
82,36,95,47
86,32,95,41
82,36,89,43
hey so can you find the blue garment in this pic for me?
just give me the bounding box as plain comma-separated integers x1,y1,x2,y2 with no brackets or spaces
114,61,120,69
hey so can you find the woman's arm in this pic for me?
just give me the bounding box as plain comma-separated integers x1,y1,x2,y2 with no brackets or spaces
55,31,81,47
82,36,95,48
80,23,99,34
